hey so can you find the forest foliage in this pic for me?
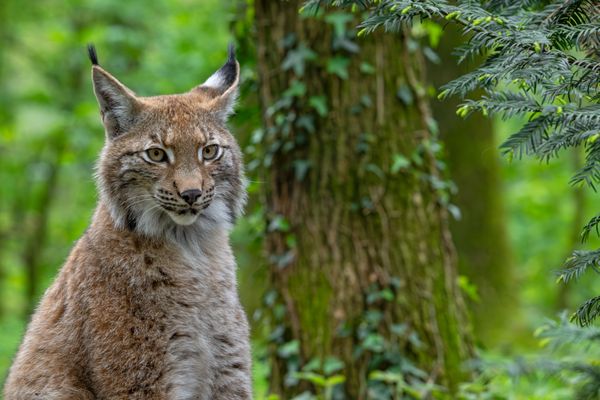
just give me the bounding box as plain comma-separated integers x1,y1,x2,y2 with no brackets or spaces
312,0,600,327
299,0,600,397
0,0,599,398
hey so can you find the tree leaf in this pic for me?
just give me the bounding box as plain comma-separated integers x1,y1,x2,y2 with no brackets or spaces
326,56,350,80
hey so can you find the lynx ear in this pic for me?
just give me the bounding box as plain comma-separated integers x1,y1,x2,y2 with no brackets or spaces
192,44,240,121
88,45,140,139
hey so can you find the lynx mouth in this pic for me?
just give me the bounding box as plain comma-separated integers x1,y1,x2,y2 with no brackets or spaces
166,208,200,226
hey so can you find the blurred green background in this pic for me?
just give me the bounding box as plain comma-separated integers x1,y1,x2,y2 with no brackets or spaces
0,0,597,398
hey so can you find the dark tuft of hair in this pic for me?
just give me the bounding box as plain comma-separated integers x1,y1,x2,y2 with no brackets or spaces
227,43,236,63
212,43,238,89
87,44,99,66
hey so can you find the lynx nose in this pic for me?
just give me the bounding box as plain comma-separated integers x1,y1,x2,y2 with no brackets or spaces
180,189,202,206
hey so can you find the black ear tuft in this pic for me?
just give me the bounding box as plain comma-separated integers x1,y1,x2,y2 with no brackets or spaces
218,44,238,89
87,44,99,66
191,44,240,121
227,43,235,63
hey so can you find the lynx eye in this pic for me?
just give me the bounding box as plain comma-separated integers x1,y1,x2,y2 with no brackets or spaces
201,144,220,161
146,148,168,163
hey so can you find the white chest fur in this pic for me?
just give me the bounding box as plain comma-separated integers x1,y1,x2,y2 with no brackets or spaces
163,234,237,400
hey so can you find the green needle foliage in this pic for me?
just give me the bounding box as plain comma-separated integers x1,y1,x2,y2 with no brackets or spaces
304,0,600,326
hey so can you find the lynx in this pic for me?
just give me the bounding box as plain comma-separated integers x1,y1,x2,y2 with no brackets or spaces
3,45,252,399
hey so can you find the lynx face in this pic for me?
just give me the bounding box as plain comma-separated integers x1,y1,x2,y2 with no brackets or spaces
90,46,245,239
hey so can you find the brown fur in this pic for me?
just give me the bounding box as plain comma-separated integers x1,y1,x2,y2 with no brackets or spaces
4,47,252,399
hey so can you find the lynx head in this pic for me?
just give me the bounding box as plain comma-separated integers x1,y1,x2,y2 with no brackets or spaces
89,45,246,239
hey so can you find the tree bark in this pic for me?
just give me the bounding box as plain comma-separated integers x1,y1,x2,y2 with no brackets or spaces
429,24,515,346
254,2,473,397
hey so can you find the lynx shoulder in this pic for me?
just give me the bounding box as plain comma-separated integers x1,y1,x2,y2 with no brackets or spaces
3,45,252,400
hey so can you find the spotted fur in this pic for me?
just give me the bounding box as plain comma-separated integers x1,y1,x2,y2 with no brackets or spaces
3,46,252,399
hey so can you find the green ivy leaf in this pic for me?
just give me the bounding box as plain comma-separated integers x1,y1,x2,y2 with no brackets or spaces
268,215,290,232
286,234,297,249
362,333,385,352
380,288,394,301
309,96,328,117
290,392,315,400
302,357,321,372
391,323,408,336
360,95,373,108
365,163,385,180
295,372,327,387
293,159,311,181
423,46,440,64
283,80,307,98
324,12,354,38
324,374,346,387
326,56,350,80
391,154,410,173
278,339,300,358
323,356,344,375
397,84,414,106
296,115,316,134
369,370,404,383
281,44,317,76
359,62,375,74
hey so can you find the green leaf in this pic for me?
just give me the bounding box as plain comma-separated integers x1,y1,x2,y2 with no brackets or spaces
380,288,394,301
391,323,408,336
396,84,414,106
326,56,350,80
295,371,327,387
296,115,316,134
282,44,317,76
293,159,311,181
456,105,470,118
391,154,410,173
324,374,346,387
290,392,316,400
283,80,307,98
286,234,297,249
309,96,328,117
277,339,300,358
437,89,450,100
323,356,344,375
302,357,321,372
268,215,290,232
369,370,404,383
360,62,375,74
362,333,385,352
324,12,354,38
445,11,461,20
423,47,440,64
365,163,385,180
458,275,480,302
422,20,443,48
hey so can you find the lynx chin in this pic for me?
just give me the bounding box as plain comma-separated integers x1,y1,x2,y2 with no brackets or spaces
4,44,252,399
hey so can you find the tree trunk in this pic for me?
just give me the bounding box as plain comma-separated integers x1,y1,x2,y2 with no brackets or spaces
254,2,473,397
429,25,515,346
23,146,63,317
555,149,586,310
